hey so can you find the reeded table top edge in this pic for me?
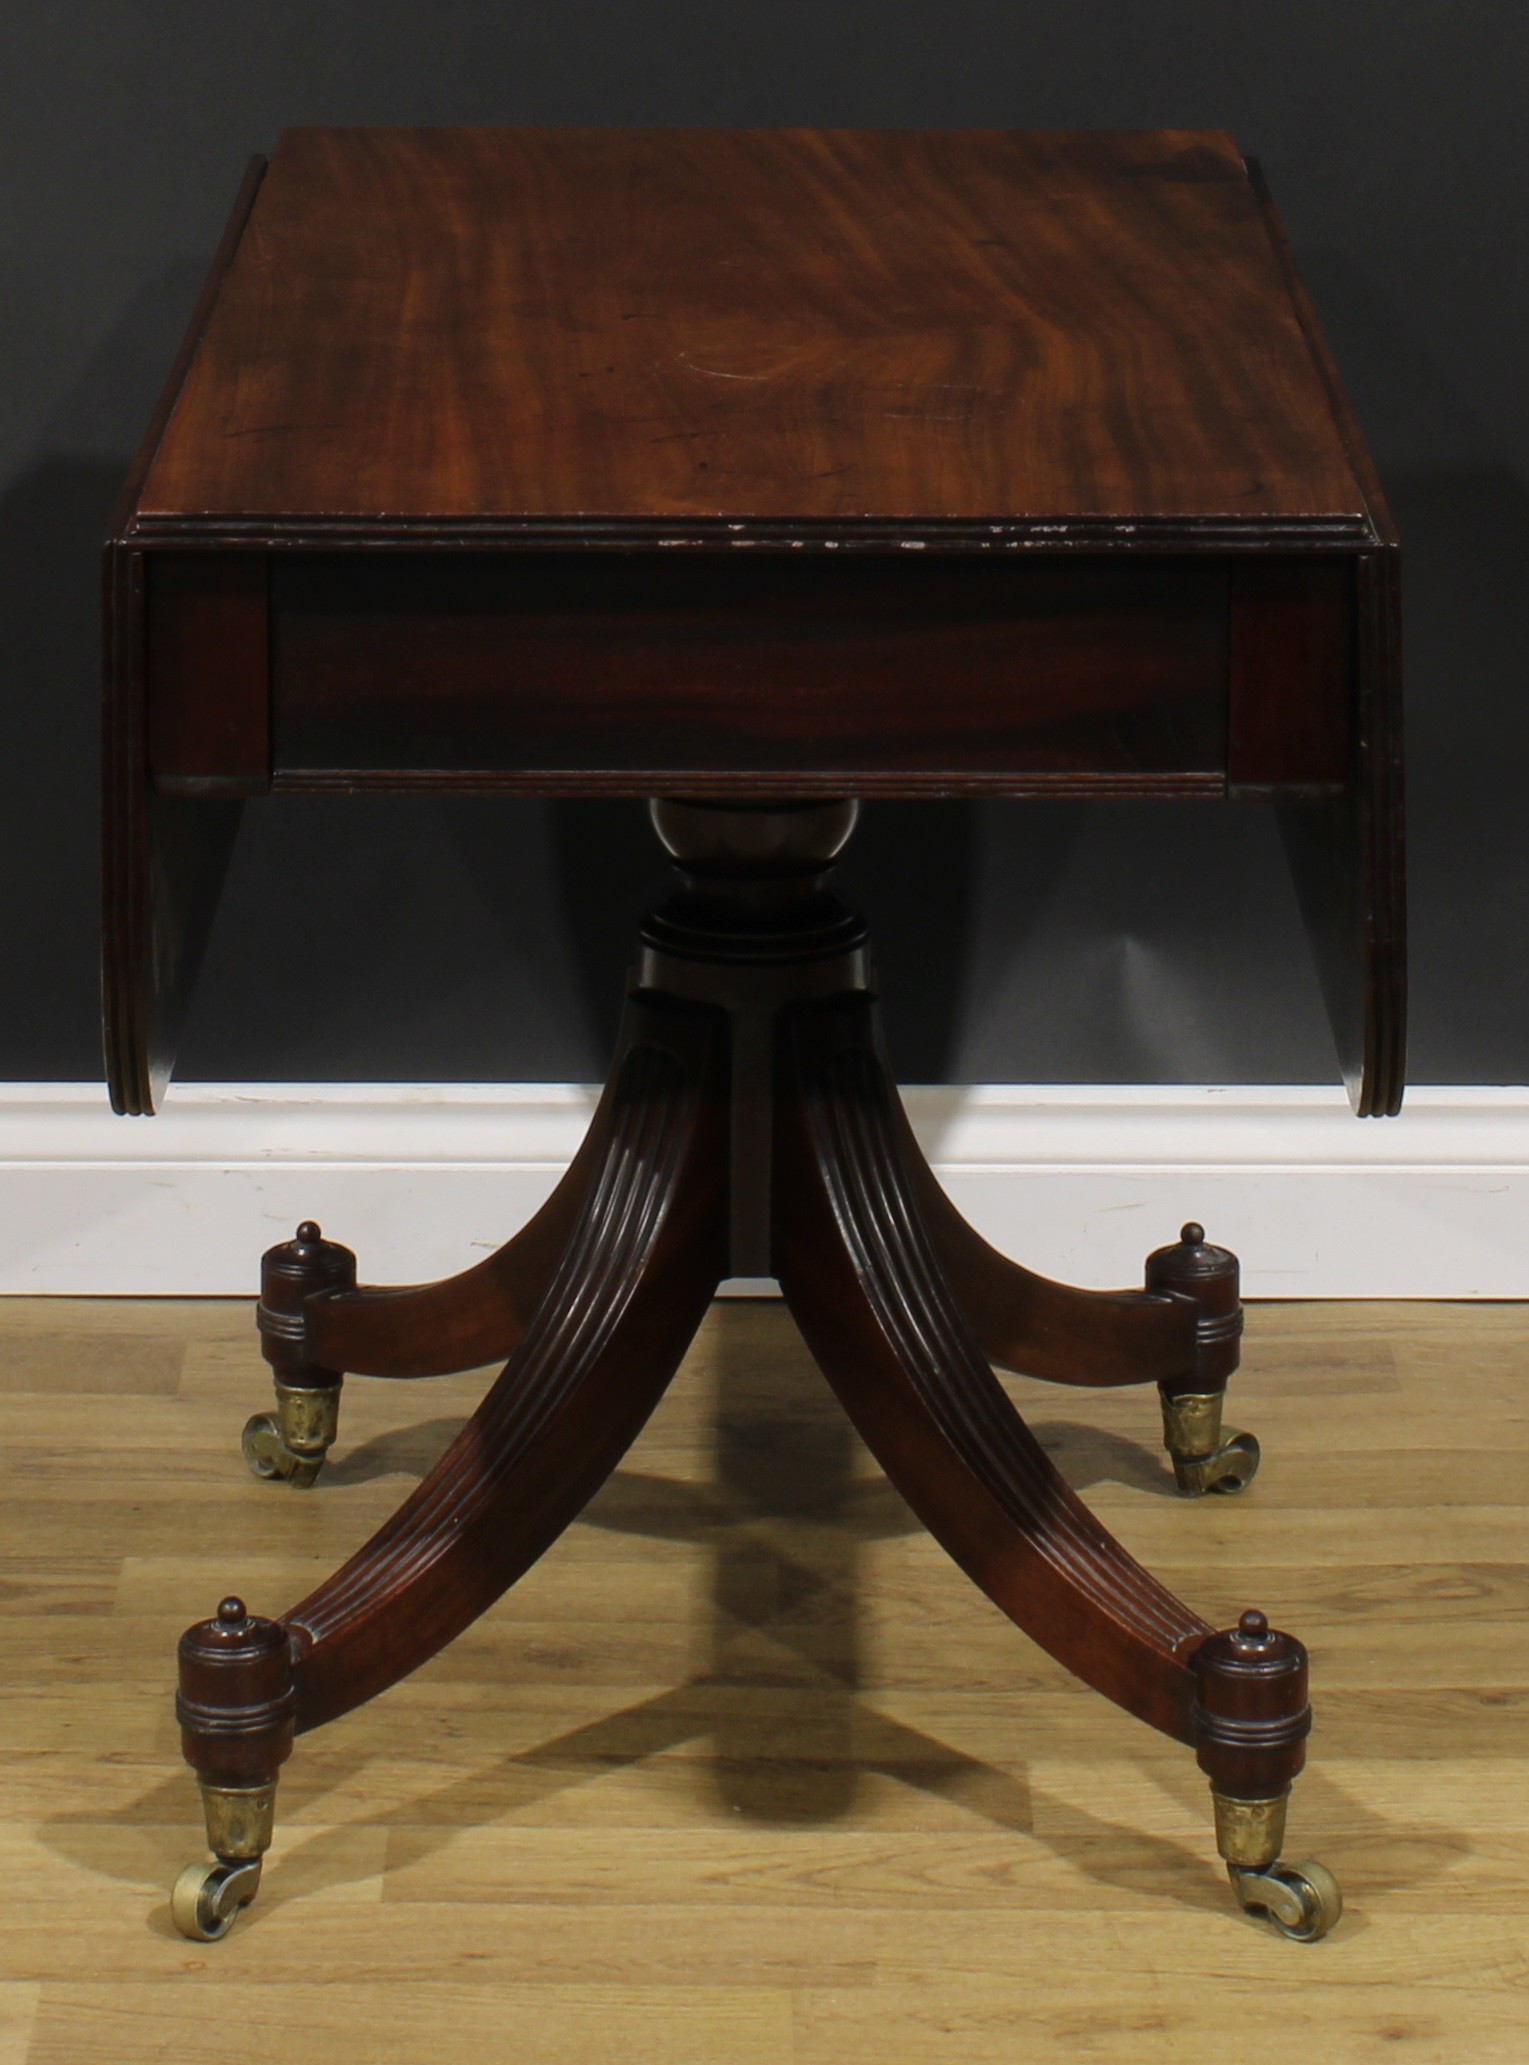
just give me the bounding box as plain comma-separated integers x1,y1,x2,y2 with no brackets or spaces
114,512,1384,551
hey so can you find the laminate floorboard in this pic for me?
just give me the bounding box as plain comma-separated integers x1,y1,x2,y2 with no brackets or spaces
0,1295,1524,2063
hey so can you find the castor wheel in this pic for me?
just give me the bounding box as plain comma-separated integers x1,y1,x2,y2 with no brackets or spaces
1146,1225,1255,1494
1204,1695,1339,1943
242,1409,324,1488
241,1374,341,1487
1160,1390,1261,1496
250,1221,354,1488
1229,1858,1344,1941
1174,1424,1261,1496
170,1856,263,1941
174,1627,285,1942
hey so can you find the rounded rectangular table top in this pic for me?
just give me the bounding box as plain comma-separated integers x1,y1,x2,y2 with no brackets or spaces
103,130,1403,1124
133,126,1377,536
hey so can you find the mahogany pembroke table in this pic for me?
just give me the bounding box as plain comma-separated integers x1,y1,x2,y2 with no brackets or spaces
101,128,1404,1943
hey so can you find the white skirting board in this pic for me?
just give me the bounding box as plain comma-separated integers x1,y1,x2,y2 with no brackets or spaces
2,1082,1528,1298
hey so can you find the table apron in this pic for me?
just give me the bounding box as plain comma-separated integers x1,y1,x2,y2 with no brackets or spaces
142,549,1356,795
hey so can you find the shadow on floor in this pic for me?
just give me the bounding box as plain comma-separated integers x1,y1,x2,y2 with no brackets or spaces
40,1304,1428,1938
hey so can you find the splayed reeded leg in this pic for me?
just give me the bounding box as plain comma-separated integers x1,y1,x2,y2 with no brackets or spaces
774,993,1336,1935
173,997,727,1935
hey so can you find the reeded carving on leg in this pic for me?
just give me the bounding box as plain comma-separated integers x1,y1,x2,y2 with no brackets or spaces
283,1006,729,1732
775,999,1212,1743
177,797,1333,1943
171,999,726,1934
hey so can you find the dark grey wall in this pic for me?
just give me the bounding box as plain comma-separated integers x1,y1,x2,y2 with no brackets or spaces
4,3,1525,1086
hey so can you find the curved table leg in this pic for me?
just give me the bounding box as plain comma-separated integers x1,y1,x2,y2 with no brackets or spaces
888,1058,1260,1495
172,997,727,1934
774,998,1336,1934
292,1068,621,1382
242,1023,631,1490
778,999,1208,1738
902,1125,1192,1387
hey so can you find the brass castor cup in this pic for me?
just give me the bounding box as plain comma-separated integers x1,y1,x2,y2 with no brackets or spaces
1159,1388,1261,1496
1146,1224,1258,1496
242,1380,340,1489
247,1221,356,1487
1213,1790,1343,1942
1197,1613,1342,1942
170,1779,276,1942
173,1598,294,1941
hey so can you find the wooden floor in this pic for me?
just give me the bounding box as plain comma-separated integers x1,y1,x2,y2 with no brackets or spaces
0,1294,1525,2063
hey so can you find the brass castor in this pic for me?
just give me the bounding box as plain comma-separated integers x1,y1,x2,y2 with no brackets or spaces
1160,1388,1260,1496
171,1778,276,1942
249,1221,355,1488
242,1379,341,1489
1228,1857,1344,1942
170,1856,263,1941
1212,1788,1342,1942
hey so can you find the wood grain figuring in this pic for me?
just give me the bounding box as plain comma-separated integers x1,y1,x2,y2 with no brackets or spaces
104,128,1405,1116
1228,558,1353,788
146,555,270,788
1,1294,1525,2061
135,128,1371,530
270,553,1229,784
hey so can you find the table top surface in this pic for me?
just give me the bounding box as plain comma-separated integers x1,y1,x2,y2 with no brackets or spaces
132,127,1376,536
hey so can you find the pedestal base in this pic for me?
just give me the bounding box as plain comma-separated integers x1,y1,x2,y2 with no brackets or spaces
173,800,1336,1939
